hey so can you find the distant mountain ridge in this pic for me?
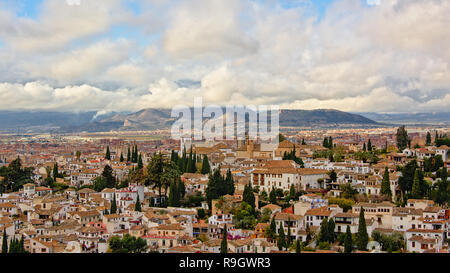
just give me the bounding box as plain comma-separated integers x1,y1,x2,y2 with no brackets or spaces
356,112,450,125
0,108,379,133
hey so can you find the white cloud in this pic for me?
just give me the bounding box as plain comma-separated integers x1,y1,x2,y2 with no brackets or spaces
0,0,128,53
163,0,258,59
0,0,449,113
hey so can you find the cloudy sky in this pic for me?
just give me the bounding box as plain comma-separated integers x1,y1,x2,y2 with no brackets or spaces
0,0,449,114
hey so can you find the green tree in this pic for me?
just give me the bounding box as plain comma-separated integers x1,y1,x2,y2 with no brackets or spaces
102,165,116,189
295,239,301,253
178,179,186,199
243,183,256,211
224,169,235,196
168,180,180,207
233,202,256,229
201,155,211,174
441,167,448,182
323,137,329,149
381,167,392,197
344,225,353,253
137,154,143,170
340,183,358,200
93,176,108,192
327,218,336,243
120,153,124,162
286,217,292,246
329,169,337,182
288,184,296,201
221,225,228,253
111,194,117,214
109,234,147,253
161,161,181,203
426,132,432,146
367,139,372,151
398,160,419,200
127,146,131,162
1,228,7,253
357,207,368,251
265,217,277,241
135,194,141,212
277,225,286,251
269,187,277,204
396,126,409,151
410,169,422,199
318,218,329,243
146,153,165,205
105,146,111,160
278,133,287,143
53,163,59,182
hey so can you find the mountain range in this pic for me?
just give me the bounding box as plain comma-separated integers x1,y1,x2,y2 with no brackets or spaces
356,112,450,125
3,108,440,133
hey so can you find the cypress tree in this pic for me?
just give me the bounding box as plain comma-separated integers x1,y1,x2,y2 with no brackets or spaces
111,194,117,214
357,207,368,251
287,216,292,246
137,154,143,170
201,155,211,174
289,184,296,201
295,239,301,253
305,225,311,244
170,150,175,162
328,136,333,149
135,194,141,212
19,235,24,253
367,139,372,151
187,157,195,173
187,150,197,173
441,167,448,182
225,169,235,195
127,146,131,162
327,218,336,243
363,143,366,152
1,228,7,253
181,147,187,172
105,146,111,160
53,162,59,181
269,187,277,204
396,126,409,151
221,225,228,253
168,181,179,207
426,132,432,146
269,217,277,241
381,167,392,196
411,169,421,199
344,225,353,253
178,179,186,199
120,153,124,162
278,226,286,251
134,145,138,163
318,218,328,243
323,137,329,149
